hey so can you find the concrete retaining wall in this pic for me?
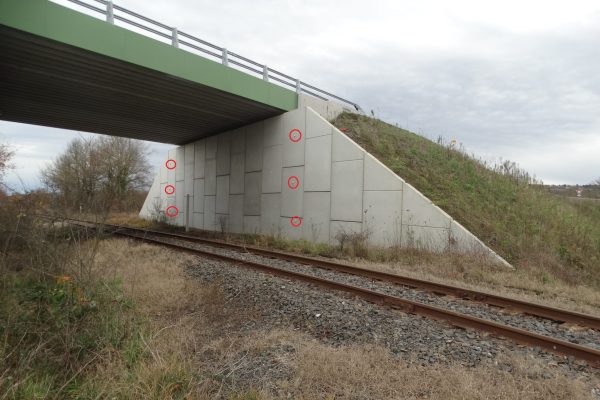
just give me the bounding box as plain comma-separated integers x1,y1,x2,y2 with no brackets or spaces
140,106,510,267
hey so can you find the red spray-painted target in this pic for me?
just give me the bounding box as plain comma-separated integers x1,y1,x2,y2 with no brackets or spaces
288,128,302,143
165,205,179,218
290,216,302,227
164,184,175,195
165,159,177,170
287,175,300,190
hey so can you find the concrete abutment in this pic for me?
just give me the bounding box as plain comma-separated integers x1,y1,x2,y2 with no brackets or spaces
140,103,510,267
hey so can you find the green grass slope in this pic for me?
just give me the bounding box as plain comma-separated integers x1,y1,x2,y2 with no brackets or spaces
333,113,600,288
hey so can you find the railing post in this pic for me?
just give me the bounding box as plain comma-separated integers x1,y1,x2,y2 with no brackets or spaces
171,28,179,48
262,65,269,81
222,48,229,66
106,0,114,24
295,79,302,94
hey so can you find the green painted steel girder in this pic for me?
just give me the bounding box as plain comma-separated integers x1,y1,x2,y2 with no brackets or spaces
0,0,298,144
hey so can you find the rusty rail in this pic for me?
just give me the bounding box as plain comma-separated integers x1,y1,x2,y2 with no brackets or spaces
61,218,600,330
45,216,600,367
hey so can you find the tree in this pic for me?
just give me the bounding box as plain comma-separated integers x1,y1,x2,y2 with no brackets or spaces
0,143,14,191
42,136,151,213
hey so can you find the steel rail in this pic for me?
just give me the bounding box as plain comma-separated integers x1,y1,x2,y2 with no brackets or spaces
69,221,600,367
51,217,600,330
84,220,600,330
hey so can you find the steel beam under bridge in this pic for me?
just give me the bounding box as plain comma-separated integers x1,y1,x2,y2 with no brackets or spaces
0,0,298,145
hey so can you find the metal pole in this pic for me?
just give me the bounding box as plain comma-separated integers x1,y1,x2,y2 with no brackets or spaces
185,194,190,232
295,79,302,94
222,48,229,66
262,65,269,81
172,28,179,47
106,0,114,24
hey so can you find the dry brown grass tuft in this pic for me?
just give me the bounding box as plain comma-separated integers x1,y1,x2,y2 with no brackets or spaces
288,342,591,400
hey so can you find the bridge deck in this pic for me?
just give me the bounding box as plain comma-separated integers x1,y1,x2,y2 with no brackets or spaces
0,0,297,144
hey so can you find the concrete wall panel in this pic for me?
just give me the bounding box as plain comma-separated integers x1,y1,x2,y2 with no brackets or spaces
140,175,160,218
303,192,330,243
245,122,263,172
261,145,282,193
192,212,204,229
231,127,246,154
300,95,348,121
204,195,216,231
263,116,284,147
193,179,204,213
282,109,306,167
332,129,363,162
229,194,244,233
205,158,216,196
194,140,205,178
280,217,302,240
364,154,403,191
206,135,217,159
184,142,194,165
175,146,185,181
306,107,333,138
244,172,261,215
216,132,231,176
401,225,449,252
230,153,245,194
216,175,229,214
184,143,194,196
215,214,228,232
450,220,482,253
281,166,304,218
175,181,184,211
167,148,176,184
243,216,260,234
363,190,403,246
260,193,281,236
331,159,363,222
304,135,331,191
402,184,450,228
329,221,362,246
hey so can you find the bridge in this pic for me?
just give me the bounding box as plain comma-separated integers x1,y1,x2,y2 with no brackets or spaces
0,0,509,267
0,0,357,144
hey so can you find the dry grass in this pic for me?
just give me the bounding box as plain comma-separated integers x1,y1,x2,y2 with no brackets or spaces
288,339,591,400
79,239,599,399
352,251,600,315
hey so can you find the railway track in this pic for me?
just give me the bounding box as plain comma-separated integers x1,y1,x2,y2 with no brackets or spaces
44,216,600,367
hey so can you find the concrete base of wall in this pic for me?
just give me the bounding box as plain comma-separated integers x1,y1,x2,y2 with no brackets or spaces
140,105,511,268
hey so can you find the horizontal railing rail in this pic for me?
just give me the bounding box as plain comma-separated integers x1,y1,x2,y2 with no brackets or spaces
52,0,362,111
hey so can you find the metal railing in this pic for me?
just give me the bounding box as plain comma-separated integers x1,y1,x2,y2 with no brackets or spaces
54,0,362,111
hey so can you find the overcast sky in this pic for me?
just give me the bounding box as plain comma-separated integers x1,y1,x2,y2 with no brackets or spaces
2,0,599,190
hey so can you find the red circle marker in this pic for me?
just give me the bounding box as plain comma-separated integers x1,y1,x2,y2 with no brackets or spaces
164,184,175,195
288,128,302,143
290,216,302,227
165,205,179,218
287,175,300,190
165,159,177,170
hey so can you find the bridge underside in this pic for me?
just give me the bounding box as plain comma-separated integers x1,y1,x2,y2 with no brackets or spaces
0,26,287,145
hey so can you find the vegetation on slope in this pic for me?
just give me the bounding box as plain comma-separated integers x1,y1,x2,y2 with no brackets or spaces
333,113,600,288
